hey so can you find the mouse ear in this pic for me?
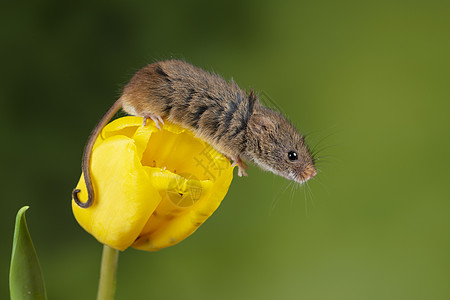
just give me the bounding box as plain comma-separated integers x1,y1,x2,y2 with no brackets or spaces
247,89,258,117
250,112,276,133
248,89,257,104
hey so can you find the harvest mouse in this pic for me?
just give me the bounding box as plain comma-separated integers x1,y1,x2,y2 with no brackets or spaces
73,60,317,208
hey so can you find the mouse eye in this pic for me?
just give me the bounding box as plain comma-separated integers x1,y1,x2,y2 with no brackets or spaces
288,151,298,161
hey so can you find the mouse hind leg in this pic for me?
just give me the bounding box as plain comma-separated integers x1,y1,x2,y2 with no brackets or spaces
121,96,165,130
143,114,165,130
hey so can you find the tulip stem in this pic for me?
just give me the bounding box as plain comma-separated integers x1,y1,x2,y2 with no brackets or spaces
97,245,119,300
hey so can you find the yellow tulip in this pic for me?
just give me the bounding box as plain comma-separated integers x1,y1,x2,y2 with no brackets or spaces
72,116,234,251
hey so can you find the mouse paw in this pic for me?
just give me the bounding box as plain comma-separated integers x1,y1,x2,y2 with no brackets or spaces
237,167,248,177
143,115,164,130
231,157,248,177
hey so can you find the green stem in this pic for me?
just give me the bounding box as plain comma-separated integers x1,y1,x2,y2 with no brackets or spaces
97,245,119,300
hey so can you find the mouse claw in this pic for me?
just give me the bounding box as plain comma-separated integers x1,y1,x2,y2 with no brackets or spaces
231,157,248,177
237,167,248,177
151,116,162,130
143,115,164,130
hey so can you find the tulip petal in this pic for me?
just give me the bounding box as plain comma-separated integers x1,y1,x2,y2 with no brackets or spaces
132,141,234,251
73,116,234,252
72,135,161,251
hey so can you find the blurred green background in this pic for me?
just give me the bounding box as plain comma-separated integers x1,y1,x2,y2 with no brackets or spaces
1,0,450,299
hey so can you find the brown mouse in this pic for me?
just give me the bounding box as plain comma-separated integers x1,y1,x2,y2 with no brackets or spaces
73,60,316,208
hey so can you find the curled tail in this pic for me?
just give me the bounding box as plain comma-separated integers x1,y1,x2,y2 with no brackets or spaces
72,98,123,208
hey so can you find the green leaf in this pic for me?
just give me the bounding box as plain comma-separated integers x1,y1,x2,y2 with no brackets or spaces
9,206,47,300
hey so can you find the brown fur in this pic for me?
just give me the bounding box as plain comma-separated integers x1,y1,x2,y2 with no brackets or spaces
246,107,316,181
121,60,252,159
73,60,316,208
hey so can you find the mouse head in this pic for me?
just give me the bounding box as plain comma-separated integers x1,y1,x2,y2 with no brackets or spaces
246,108,316,183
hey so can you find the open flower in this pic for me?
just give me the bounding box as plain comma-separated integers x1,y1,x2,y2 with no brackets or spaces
72,116,233,251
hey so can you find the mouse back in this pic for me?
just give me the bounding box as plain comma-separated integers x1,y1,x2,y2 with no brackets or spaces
121,60,256,160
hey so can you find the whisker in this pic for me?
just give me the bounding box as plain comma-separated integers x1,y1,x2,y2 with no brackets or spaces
307,133,337,155
314,155,335,160
311,144,339,159
270,179,291,214
306,181,315,209
303,182,308,216
303,125,338,147
294,182,301,211
314,159,333,167
289,181,297,209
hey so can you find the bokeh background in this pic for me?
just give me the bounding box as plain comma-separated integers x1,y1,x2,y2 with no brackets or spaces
1,0,450,299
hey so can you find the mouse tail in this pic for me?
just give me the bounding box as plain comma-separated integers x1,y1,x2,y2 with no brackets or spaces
72,97,123,208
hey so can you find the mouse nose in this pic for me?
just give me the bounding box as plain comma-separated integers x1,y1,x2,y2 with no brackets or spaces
302,165,317,182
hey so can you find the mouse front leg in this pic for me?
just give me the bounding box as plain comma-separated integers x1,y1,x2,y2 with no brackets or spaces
143,114,164,130
231,156,248,177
